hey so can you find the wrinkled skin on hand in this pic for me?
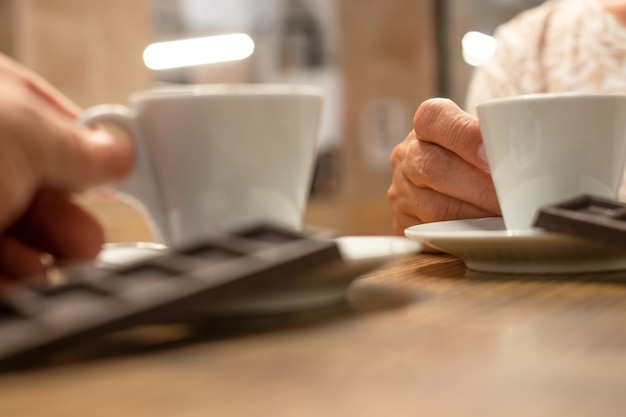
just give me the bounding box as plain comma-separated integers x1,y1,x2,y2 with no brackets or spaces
0,53,133,281
388,98,501,236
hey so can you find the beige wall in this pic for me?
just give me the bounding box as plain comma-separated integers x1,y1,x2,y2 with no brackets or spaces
0,1,14,56
4,0,153,107
331,0,438,235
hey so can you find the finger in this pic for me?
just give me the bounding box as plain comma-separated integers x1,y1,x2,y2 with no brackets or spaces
389,201,421,235
398,137,500,214
389,207,442,252
1,97,135,191
389,177,497,233
0,236,47,280
413,98,489,171
39,125,134,191
0,66,134,192
8,191,105,262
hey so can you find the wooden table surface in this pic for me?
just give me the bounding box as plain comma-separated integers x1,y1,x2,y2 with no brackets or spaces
1,253,626,416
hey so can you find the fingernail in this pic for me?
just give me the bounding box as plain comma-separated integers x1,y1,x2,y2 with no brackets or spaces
88,129,117,145
477,143,490,171
87,129,134,179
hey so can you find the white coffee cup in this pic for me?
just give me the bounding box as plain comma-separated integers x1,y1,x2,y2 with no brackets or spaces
476,92,626,230
82,83,324,247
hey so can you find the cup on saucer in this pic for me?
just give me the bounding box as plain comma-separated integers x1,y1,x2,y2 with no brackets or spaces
476,92,626,231
82,83,325,248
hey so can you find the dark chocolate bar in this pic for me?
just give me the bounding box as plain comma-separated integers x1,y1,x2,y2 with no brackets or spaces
0,223,379,370
533,194,626,248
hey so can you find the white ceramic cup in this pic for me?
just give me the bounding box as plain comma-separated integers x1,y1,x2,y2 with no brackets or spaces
476,92,626,230
82,83,324,247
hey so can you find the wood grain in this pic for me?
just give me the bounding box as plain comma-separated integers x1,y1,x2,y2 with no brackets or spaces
2,254,626,416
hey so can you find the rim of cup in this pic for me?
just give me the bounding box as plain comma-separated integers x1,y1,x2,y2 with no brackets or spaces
476,91,626,108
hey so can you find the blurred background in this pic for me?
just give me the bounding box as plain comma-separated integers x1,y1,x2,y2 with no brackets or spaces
0,0,544,240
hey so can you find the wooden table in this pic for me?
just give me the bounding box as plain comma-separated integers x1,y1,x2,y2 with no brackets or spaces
1,253,626,416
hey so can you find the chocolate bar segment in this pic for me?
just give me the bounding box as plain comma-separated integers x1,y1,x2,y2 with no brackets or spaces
533,194,626,248
0,224,346,370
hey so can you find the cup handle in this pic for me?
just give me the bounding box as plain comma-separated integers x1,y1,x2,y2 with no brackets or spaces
80,104,170,244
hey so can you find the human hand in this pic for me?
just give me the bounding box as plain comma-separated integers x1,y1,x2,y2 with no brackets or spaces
0,53,133,281
388,98,501,235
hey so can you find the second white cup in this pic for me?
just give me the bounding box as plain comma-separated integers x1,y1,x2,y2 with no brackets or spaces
82,83,325,247
476,92,626,231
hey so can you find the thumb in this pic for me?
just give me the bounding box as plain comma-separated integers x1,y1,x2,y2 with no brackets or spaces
40,126,134,192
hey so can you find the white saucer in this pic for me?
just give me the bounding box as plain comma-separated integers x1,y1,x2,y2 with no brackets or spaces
334,235,422,260
98,237,421,267
97,236,421,314
98,242,168,267
405,217,626,274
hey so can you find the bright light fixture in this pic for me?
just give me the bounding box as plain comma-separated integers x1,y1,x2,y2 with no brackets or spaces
462,31,497,67
143,33,255,70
